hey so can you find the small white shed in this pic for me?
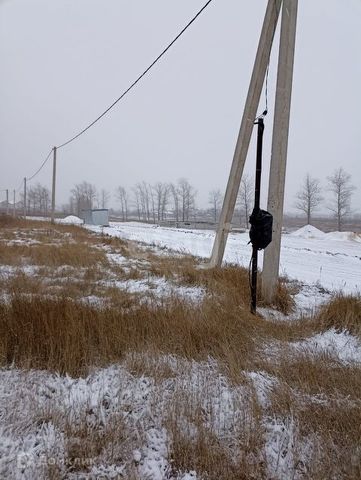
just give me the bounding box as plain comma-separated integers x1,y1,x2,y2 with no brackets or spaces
81,209,109,226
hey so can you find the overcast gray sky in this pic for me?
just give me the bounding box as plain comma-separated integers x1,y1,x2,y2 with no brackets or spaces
1,0,360,212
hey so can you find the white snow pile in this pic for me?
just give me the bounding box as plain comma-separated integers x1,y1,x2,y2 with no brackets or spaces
325,231,361,243
293,328,361,364
57,215,84,225
291,225,325,239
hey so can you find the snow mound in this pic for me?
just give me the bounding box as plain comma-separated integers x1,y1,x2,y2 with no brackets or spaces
57,215,83,225
291,225,325,239
325,231,361,242
294,328,361,364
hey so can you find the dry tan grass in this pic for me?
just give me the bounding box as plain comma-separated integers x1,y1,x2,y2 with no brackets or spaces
315,293,361,337
167,385,265,480
0,294,260,376
269,380,361,479
0,242,109,267
1,216,361,478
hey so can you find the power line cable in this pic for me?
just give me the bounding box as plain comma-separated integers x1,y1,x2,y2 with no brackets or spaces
26,148,53,182
15,179,24,193
57,0,214,149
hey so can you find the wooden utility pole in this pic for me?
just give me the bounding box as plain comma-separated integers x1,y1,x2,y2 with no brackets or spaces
262,0,298,302
13,190,16,218
209,0,282,268
6,189,9,215
23,177,27,219
51,146,57,224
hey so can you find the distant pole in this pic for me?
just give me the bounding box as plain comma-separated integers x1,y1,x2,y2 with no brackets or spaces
23,177,27,219
209,0,282,268
6,189,9,215
51,146,57,224
262,0,298,302
13,190,16,218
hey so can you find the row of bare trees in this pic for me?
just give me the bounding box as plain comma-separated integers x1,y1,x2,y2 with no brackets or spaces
60,167,355,231
117,178,197,223
17,183,51,216
66,182,112,216
209,173,254,227
64,178,197,223
295,167,356,230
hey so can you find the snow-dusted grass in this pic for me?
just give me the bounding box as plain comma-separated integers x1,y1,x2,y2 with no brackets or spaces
90,221,361,296
0,217,361,479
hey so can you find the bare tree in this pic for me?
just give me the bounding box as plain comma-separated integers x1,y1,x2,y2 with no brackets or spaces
237,173,254,228
208,189,223,223
177,178,196,222
70,181,97,216
116,186,129,221
133,182,152,222
170,183,180,222
153,182,170,223
295,173,323,224
99,189,110,209
327,167,356,231
22,183,50,216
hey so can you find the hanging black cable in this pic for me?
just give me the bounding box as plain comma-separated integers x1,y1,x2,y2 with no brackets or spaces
249,114,273,315
57,0,214,149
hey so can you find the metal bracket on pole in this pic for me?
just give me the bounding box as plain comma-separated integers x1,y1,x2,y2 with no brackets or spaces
208,0,282,268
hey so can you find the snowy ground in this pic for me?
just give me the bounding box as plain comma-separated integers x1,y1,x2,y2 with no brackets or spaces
88,221,361,299
1,220,360,479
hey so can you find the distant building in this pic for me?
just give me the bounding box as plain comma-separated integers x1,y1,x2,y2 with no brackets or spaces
80,209,109,226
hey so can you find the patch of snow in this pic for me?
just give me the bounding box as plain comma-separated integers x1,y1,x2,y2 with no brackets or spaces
264,417,301,480
247,371,278,408
137,427,170,480
88,222,361,297
290,225,325,239
293,328,361,364
325,231,361,242
102,276,205,303
57,215,84,225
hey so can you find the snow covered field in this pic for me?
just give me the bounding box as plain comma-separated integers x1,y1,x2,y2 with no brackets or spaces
0,219,360,479
89,222,361,296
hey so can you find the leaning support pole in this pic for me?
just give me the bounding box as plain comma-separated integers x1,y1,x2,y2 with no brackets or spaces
262,0,298,302
208,0,282,268
6,189,9,215
251,118,265,314
51,146,57,224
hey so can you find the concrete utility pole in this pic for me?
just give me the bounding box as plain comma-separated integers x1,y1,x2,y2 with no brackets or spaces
13,190,16,218
262,0,298,302
23,177,27,219
6,189,9,215
51,146,57,224
209,0,282,268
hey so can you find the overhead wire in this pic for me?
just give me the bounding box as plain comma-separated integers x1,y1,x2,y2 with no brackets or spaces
57,0,214,149
26,148,54,182
1,0,214,194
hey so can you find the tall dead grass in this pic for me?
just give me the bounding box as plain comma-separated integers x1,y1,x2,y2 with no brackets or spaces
315,293,361,337
0,294,261,376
